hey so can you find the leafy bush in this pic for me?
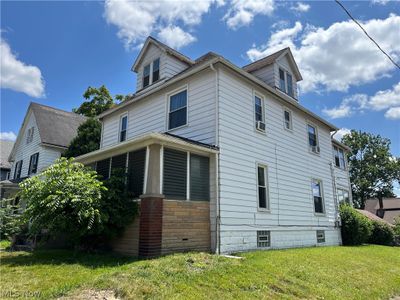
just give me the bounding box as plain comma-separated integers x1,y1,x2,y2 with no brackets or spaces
0,199,23,240
19,158,106,245
394,217,400,236
340,204,372,245
368,221,394,246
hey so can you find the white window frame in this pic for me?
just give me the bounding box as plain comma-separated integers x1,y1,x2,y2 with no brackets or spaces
166,85,189,131
279,68,286,92
254,91,266,133
283,108,293,131
337,188,350,204
142,57,161,88
307,122,320,154
256,163,270,211
142,63,151,88
311,178,325,215
119,113,128,143
333,145,346,170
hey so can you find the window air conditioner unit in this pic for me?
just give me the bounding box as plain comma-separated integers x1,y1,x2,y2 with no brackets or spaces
256,121,266,132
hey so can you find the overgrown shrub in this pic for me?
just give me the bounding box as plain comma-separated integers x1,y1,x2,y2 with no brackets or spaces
19,158,106,245
368,221,395,246
0,199,23,240
340,204,372,245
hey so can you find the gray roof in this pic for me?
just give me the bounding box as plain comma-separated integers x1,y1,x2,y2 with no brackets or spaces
30,103,87,148
242,48,288,72
0,140,14,169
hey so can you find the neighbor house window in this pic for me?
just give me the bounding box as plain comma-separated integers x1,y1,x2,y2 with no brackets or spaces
257,165,269,210
308,124,319,153
152,58,160,82
312,179,324,214
143,64,150,88
333,146,346,169
119,114,128,142
337,188,350,204
287,73,293,97
316,230,325,243
26,127,34,144
284,110,292,130
257,231,270,247
279,69,286,92
28,153,39,175
14,160,23,179
168,89,187,130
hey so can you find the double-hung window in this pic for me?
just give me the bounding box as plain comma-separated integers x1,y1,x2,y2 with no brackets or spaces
255,95,265,132
312,179,324,214
119,114,128,142
257,165,269,210
337,188,350,204
152,58,160,82
308,124,319,153
28,153,39,175
286,73,293,97
279,68,294,98
143,64,150,88
279,69,286,92
168,89,187,130
333,146,346,169
284,110,292,130
14,160,23,179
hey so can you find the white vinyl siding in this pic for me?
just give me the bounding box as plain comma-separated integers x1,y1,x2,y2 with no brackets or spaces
101,69,216,148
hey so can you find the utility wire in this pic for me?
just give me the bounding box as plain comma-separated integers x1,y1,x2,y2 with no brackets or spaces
335,0,400,70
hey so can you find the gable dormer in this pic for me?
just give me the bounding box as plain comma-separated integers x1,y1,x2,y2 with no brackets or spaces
132,37,194,92
243,48,302,100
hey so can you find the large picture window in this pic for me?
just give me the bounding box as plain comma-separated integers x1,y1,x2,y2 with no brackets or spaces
312,179,324,214
168,89,187,130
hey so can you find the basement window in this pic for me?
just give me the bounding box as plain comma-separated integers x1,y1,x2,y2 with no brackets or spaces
316,230,325,243
257,231,270,248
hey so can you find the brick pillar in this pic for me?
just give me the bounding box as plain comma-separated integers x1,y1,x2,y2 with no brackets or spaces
139,196,164,258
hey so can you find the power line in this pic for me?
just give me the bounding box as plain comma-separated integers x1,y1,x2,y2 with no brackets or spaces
335,0,400,70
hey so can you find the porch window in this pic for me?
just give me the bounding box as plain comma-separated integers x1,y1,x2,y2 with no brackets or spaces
163,149,187,199
96,158,111,180
168,89,187,130
143,64,150,88
190,154,209,201
312,179,324,214
127,148,146,198
28,153,39,175
119,114,128,142
111,153,127,175
14,160,23,179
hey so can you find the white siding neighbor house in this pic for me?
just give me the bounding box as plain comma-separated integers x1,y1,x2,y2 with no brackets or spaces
76,37,352,257
6,102,86,183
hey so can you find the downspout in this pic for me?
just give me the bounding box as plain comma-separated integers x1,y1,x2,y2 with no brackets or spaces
210,62,221,255
330,162,340,227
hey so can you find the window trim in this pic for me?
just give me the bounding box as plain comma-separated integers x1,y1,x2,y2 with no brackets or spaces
119,113,128,143
142,63,151,88
279,68,286,92
253,91,266,134
311,178,325,215
256,163,270,211
14,160,23,180
307,122,320,155
333,145,346,170
283,107,293,131
337,187,350,204
257,230,271,248
142,57,161,88
286,72,294,97
28,152,39,175
166,85,189,132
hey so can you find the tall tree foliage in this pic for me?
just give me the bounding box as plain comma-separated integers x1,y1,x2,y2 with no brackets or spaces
342,130,400,209
73,85,115,117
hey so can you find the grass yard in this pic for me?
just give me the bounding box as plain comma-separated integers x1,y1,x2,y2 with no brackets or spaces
0,245,399,299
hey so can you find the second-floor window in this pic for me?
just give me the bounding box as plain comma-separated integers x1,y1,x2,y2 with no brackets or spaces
14,160,23,179
119,115,128,142
257,165,269,210
143,64,150,88
333,146,346,169
284,110,292,130
28,153,39,175
308,124,319,153
337,188,350,204
26,127,34,144
255,95,265,132
312,179,324,214
168,89,187,130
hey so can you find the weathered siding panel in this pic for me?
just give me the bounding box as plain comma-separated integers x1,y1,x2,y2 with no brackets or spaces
217,67,340,252
101,69,216,149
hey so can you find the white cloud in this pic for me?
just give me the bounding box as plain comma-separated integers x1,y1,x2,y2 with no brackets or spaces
323,82,400,120
104,0,218,49
385,107,400,120
0,131,17,141
335,128,351,141
223,0,275,29
246,14,400,93
291,2,310,13
0,39,44,98
157,26,196,49
371,0,390,5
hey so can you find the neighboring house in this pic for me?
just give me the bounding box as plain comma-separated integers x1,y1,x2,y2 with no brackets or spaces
7,102,87,182
76,36,352,257
364,198,400,224
0,140,14,181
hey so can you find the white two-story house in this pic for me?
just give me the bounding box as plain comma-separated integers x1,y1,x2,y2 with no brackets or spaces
6,102,86,185
76,37,351,257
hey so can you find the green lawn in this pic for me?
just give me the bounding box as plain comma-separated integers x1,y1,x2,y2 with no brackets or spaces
0,245,399,299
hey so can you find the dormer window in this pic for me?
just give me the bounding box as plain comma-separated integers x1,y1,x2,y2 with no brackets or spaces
143,64,150,88
279,68,294,98
26,127,34,144
287,73,293,97
279,69,286,91
142,58,160,89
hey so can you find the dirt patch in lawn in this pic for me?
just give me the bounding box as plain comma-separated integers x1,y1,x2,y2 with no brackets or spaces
58,289,120,300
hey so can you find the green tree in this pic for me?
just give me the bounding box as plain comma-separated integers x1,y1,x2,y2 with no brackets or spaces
19,158,106,245
63,118,102,158
73,85,116,118
342,130,400,209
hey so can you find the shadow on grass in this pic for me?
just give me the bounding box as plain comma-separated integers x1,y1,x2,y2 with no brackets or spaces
1,249,138,268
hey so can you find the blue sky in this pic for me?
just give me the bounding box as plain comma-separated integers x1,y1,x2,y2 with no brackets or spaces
1,0,399,159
